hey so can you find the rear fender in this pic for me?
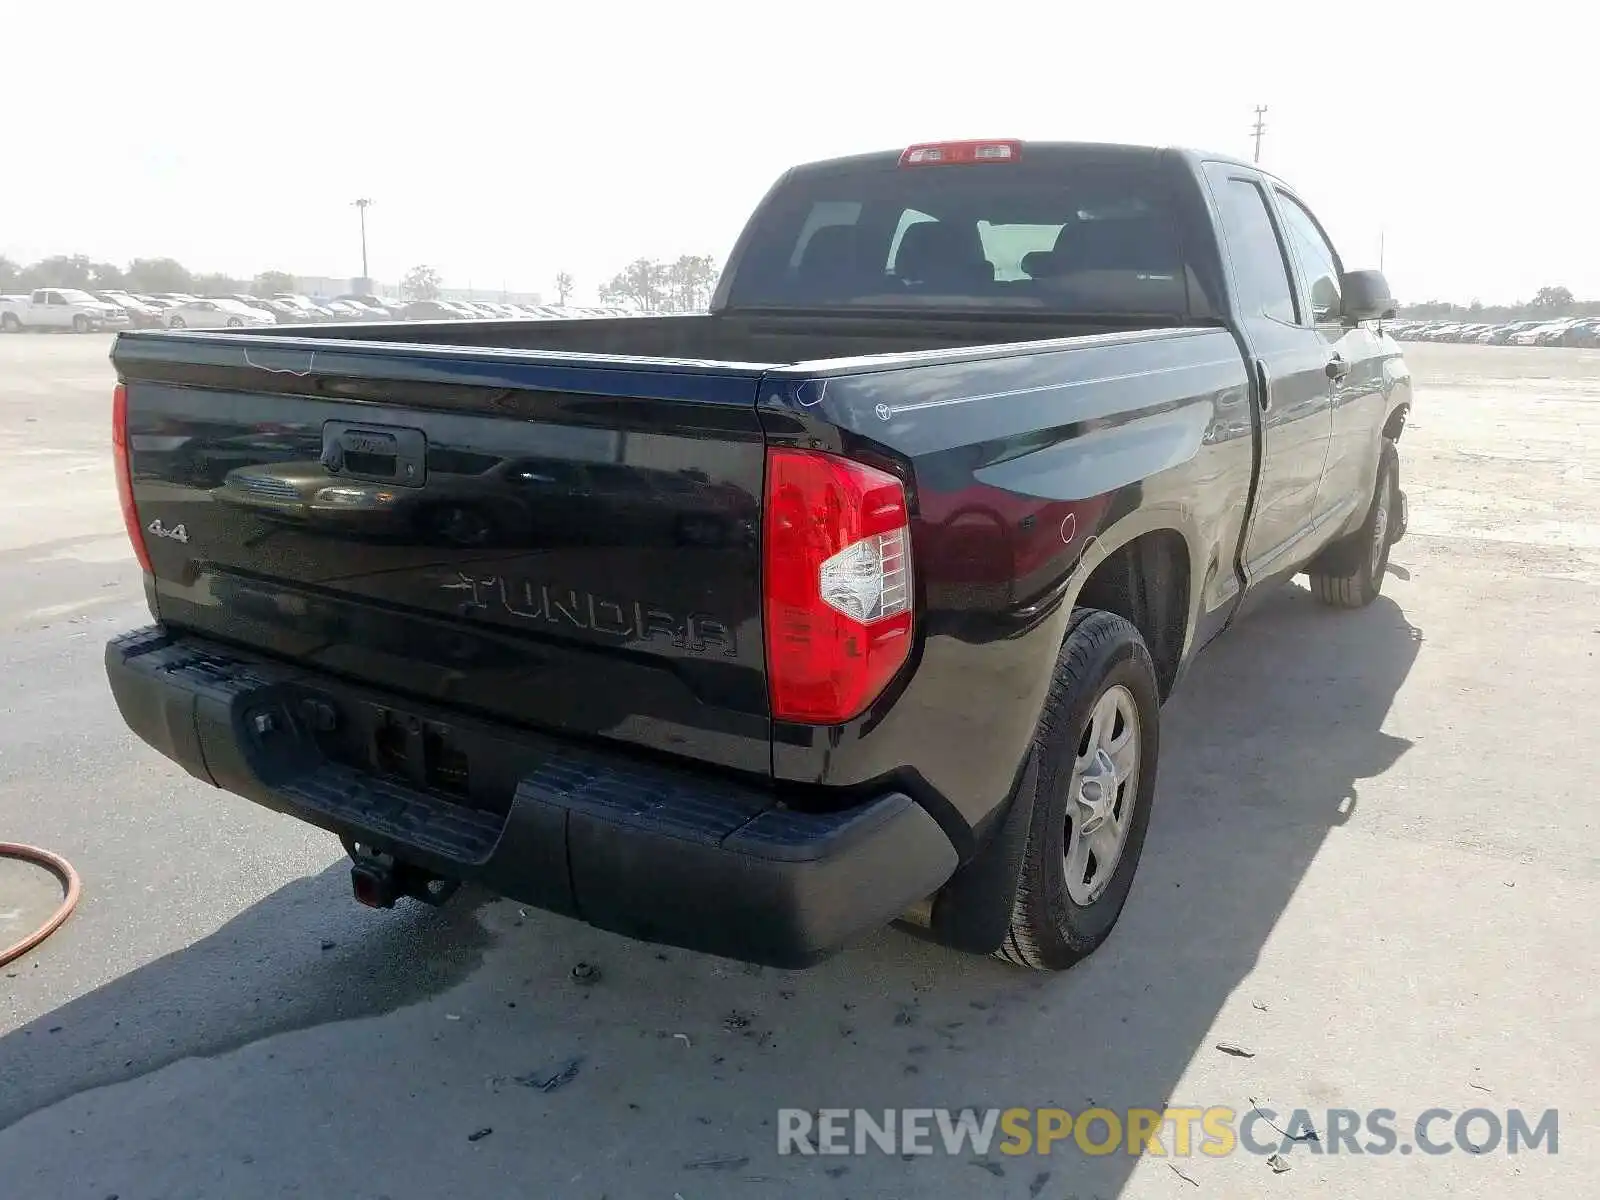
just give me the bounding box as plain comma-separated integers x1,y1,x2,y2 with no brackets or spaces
1057,505,1205,677
1381,348,1413,443
756,329,1249,844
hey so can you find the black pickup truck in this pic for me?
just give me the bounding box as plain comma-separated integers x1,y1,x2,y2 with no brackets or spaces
106,139,1411,971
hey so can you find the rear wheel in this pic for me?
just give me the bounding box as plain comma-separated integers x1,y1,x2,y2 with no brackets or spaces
168,315,186,329
72,314,90,333
0,313,20,333
226,316,243,327
996,609,1162,971
1308,440,1399,609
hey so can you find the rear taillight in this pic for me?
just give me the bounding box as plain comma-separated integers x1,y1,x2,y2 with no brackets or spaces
112,383,152,572
763,448,914,724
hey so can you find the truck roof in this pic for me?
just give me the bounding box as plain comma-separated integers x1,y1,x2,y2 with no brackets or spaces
785,140,1259,177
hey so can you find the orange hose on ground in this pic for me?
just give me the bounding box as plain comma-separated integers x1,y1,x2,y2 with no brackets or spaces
0,843,82,967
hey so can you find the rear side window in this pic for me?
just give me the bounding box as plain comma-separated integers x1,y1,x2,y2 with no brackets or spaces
727,156,1190,316
1206,169,1297,324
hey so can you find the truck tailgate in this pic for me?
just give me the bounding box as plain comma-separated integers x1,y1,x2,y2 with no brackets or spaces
114,333,772,776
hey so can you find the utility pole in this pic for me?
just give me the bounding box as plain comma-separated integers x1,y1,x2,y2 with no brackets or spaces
1251,106,1268,164
352,198,374,283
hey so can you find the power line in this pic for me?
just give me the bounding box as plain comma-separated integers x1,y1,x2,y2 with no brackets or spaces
1251,106,1268,164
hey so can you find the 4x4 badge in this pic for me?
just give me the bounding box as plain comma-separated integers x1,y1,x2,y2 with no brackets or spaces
146,518,189,544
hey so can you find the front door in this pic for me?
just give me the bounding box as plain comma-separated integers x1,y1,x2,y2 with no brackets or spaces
38,291,70,328
1202,164,1336,585
1271,188,1389,537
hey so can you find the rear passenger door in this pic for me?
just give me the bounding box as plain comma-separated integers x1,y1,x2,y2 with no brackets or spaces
1201,164,1335,586
1270,188,1388,537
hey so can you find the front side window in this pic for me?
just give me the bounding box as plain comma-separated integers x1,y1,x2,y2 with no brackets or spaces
1274,192,1343,323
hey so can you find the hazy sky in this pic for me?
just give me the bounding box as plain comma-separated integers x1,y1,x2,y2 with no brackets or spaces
6,1,1595,304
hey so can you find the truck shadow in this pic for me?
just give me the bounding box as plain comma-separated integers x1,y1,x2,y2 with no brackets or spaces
0,866,497,1132
0,583,1421,1199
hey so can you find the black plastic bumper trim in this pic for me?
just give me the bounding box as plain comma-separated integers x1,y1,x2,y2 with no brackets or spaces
105,627,958,968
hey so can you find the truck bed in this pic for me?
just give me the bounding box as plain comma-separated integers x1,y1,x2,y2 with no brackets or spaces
231,309,1183,365
113,312,1246,798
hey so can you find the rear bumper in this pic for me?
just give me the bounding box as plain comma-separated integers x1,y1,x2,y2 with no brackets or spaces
105,626,957,968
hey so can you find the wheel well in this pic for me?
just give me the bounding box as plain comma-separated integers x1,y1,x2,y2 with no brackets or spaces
1383,404,1409,441
1074,530,1190,698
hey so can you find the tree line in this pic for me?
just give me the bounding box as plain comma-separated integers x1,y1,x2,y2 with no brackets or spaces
0,252,460,302
33,249,1583,321
0,251,721,313
0,253,288,298
596,255,720,312
1397,285,1599,321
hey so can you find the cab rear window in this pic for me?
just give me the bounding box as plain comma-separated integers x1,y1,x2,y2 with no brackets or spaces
725,157,1192,316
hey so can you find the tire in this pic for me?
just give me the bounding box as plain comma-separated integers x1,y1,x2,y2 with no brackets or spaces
996,609,1162,971
1307,440,1399,609
0,313,19,333
72,314,90,333
226,317,243,327
168,315,186,329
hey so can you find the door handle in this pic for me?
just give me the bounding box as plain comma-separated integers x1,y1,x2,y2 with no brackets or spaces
1325,354,1350,381
1254,359,1270,411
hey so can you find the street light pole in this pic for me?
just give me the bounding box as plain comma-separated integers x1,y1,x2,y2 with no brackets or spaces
353,198,374,282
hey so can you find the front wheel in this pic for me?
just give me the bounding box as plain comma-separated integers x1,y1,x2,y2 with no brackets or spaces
997,609,1162,972
1307,440,1399,609
226,316,243,327
167,315,186,329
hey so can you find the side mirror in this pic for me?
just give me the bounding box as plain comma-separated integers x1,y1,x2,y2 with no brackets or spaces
1340,269,1397,324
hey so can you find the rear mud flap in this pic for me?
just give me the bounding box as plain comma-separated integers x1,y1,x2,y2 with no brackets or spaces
1391,489,1409,544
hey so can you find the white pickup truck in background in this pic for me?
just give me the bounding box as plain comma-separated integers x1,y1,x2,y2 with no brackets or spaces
0,288,131,333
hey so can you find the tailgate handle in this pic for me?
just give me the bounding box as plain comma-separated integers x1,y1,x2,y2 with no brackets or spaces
321,421,427,487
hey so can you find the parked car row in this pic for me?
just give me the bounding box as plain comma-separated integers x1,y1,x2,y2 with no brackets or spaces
1389,317,1600,347
0,288,645,332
